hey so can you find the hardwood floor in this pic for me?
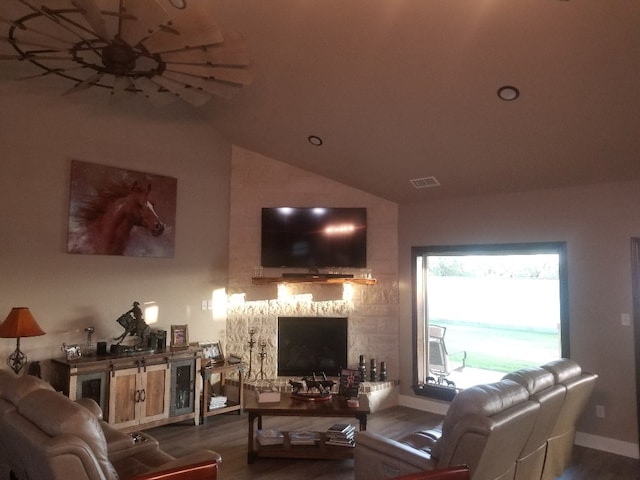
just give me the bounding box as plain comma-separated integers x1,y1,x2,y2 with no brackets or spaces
146,406,639,480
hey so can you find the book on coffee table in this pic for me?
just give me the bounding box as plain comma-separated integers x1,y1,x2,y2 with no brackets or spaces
256,429,284,445
288,431,320,445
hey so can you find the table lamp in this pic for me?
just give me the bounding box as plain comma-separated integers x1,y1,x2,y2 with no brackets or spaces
0,307,45,374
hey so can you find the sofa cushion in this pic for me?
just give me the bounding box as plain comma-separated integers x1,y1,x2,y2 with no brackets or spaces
18,388,118,479
503,367,554,395
542,358,582,383
2,374,54,405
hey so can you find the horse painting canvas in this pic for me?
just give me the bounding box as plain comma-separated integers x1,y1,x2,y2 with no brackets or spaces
67,160,177,257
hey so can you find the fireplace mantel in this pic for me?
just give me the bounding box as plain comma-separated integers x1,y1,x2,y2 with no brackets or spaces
251,276,377,285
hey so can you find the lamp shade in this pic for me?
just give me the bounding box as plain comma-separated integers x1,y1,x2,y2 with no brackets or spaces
0,308,45,338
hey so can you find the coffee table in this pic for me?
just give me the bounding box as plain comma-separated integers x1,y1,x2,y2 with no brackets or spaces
245,393,370,463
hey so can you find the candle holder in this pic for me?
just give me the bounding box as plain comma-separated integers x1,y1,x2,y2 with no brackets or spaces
358,355,366,382
258,340,267,380
380,361,387,381
370,358,377,382
247,328,256,380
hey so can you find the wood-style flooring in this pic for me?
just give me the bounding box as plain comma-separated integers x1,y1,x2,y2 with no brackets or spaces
146,406,639,480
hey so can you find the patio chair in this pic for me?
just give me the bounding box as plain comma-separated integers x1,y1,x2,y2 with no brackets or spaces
427,325,466,387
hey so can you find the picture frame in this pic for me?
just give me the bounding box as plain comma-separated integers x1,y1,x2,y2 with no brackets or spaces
200,341,224,363
62,343,82,361
339,368,361,398
170,324,189,350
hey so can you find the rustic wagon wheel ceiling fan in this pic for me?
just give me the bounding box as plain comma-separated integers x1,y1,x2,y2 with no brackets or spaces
0,0,255,106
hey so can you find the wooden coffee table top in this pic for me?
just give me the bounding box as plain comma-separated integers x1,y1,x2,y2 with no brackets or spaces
245,393,370,416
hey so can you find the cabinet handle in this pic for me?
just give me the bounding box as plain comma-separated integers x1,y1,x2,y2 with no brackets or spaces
134,389,140,403
140,389,146,402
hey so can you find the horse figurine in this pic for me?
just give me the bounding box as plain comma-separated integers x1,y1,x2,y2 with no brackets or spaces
289,373,335,396
114,301,150,347
71,181,165,255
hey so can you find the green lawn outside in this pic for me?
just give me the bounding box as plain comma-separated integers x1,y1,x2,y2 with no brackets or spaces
432,319,561,373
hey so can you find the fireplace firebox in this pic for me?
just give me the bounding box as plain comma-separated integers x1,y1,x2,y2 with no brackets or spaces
277,317,347,377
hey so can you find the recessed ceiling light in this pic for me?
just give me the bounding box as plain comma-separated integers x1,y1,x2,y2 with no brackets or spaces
170,0,187,9
497,86,520,101
308,135,323,146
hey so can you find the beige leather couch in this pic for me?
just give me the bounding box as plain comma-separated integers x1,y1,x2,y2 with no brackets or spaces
0,370,221,480
354,359,597,480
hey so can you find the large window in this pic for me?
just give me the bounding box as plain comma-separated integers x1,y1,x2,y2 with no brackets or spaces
412,243,569,393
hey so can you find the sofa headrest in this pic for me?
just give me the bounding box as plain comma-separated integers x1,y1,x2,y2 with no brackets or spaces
542,358,582,383
0,369,17,394
443,379,528,434
2,374,54,405
503,367,554,395
18,389,118,479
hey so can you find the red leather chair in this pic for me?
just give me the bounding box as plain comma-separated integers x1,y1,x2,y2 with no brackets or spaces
394,466,470,480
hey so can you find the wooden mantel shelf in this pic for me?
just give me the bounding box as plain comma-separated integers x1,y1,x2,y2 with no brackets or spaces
251,276,377,286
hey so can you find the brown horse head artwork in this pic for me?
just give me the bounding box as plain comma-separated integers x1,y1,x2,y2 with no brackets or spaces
70,181,166,255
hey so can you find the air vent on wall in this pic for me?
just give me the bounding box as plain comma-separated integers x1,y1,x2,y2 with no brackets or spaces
409,176,440,189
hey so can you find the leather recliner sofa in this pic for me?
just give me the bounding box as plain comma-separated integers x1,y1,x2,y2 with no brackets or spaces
355,379,539,480
0,370,221,480
354,359,597,480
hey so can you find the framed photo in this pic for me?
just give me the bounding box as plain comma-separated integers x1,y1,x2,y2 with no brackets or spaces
339,368,361,398
200,341,224,363
62,343,82,361
170,325,189,350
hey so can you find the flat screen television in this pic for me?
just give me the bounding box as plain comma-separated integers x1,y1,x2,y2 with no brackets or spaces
277,316,348,377
261,207,367,268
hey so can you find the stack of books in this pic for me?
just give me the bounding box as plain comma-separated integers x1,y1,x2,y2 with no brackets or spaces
256,429,284,446
325,423,356,447
208,395,227,409
288,431,320,445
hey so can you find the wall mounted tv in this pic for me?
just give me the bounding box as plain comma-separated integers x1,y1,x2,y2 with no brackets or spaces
261,207,367,268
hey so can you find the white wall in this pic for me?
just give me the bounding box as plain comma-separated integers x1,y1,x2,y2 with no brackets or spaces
398,182,640,455
0,81,232,376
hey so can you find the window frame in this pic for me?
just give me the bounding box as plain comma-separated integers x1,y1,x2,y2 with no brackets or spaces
411,242,570,395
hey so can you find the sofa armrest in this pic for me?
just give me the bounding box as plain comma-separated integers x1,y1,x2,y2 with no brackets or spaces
355,431,437,480
132,451,221,480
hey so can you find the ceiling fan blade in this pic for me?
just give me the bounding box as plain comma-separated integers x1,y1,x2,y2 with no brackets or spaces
5,20,78,49
18,65,87,79
119,0,170,47
0,35,72,52
110,75,135,104
165,64,255,86
133,76,178,107
71,0,112,41
142,3,223,53
62,71,104,95
151,75,212,107
159,46,251,67
162,70,242,100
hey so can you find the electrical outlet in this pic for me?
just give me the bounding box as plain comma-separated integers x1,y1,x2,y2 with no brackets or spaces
621,313,631,326
596,405,605,418
201,300,207,311
207,300,213,310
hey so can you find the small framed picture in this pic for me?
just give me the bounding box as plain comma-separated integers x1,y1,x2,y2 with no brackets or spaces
201,341,224,363
339,368,361,398
170,324,189,350
62,343,82,361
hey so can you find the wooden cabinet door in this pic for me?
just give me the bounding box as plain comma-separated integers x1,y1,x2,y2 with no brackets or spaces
109,367,139,430
140,363,170,423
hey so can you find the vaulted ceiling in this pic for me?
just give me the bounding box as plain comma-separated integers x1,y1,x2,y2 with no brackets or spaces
3,1,640,203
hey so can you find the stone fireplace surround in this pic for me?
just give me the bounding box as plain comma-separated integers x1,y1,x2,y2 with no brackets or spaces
224,284,397,381
222,283,400,412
